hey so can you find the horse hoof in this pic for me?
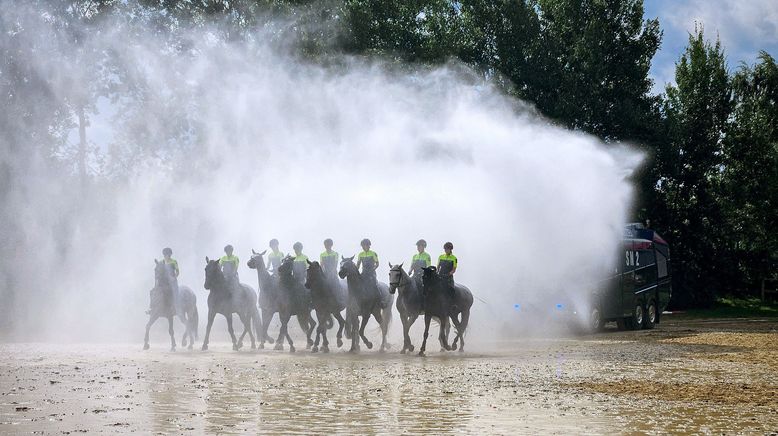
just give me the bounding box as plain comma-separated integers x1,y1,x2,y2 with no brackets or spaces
181,339,187,347
349,348,358,354
259,343,265,349
312,346,319,353
322,346,330,353
274,344,283,351
365,341,373,349
170,346,176,352
307,339,314,347
233,344,239,351
408,345,415,352
143,343,150,350
201,344,208,351
400,349,406,354
337,338,343,348
267,338,275,344
418,351,426,357
188,344,193,350
458,348,464,353
378,348,386,354
237,341,244,349
289,345,296,353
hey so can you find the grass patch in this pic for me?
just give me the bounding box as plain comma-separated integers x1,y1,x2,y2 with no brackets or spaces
678,296,778,318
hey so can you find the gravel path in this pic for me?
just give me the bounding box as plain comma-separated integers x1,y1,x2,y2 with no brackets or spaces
1,317,776,434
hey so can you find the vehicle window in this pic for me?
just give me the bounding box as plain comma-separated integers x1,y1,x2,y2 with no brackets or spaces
657,251,668,278
634,265,654,288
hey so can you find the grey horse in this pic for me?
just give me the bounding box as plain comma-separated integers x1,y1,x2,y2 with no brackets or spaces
144,259,199,351
247,249,278,348
388,263,426,354
305,260,348,352
338,256,393,353
274,256,317,352
201,257,261,351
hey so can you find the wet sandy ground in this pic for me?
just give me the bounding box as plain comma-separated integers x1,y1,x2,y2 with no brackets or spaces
1,317,777,434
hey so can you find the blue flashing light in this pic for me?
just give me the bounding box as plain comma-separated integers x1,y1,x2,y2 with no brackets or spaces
556,303,564,310
513,304,521,312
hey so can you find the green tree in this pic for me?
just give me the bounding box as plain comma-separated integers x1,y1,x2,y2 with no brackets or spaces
721,51,778,291
655,28,732,306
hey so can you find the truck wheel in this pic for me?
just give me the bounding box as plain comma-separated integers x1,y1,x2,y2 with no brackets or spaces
631,304,645,330
589,306,604,332
644,300,657,329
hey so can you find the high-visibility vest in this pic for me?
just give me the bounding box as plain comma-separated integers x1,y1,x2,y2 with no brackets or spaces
437,253,458,275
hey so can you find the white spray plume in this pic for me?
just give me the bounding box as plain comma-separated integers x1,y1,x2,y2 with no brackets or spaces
0,5,641,343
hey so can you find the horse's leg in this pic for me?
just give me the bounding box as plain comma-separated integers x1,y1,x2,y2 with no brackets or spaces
406,314,419,353
333,311,347,348
143,314,158,350
168,316,176,351
457,308,469,353
179,312,188,348
274,311,287,351
297,313,314,349
419,313,432,356
349,313,360,353
237,324,247,350
399,313,410,354
201,310,216,351
359,312,373,350
371,308,387,352
320,313,330,353
260,308,274,348
438,316,452,351
247,312,257,349
282,313,295,353
312,311,323,353
226,314,239,351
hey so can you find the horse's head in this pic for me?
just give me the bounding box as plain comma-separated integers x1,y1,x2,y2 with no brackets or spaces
154,259,173,286
305,260,322,289
203,256,224,290
422,266,439,289
277,255,295,279
338,255,357,279
247,249,267,270
388,262,405,294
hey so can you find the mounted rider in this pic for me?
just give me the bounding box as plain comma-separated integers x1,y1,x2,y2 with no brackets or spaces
292,242,309,284
410,239,431,279
320,238,339,280
219,244,240,292
267,238,284,274
356,238,379,283
148,247,181,314
437,241,457,295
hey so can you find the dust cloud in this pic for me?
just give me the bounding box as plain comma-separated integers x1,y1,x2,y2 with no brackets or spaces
0,2,641,343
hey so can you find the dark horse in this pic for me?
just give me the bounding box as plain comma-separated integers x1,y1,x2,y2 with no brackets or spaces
419,266,474,355
201,257,262,351
304,260,348,352
247,249,278,348
388,263,425,354
144,259,199,351
338,256,393,352
274,256,317,352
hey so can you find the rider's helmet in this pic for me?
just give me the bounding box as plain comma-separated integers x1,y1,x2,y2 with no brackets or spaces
162,247,173,256
269,239,279,248
324,238,333,247
443,242,453,250
224,244,234,254
416,239,427,248
361,238,371,248
293,242,303,251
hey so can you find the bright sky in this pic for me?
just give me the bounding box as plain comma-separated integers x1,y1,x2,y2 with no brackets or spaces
645,0,778,94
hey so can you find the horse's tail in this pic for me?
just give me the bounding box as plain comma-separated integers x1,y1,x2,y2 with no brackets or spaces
252,304,262,341
191,303,199,341
381,296,393,332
